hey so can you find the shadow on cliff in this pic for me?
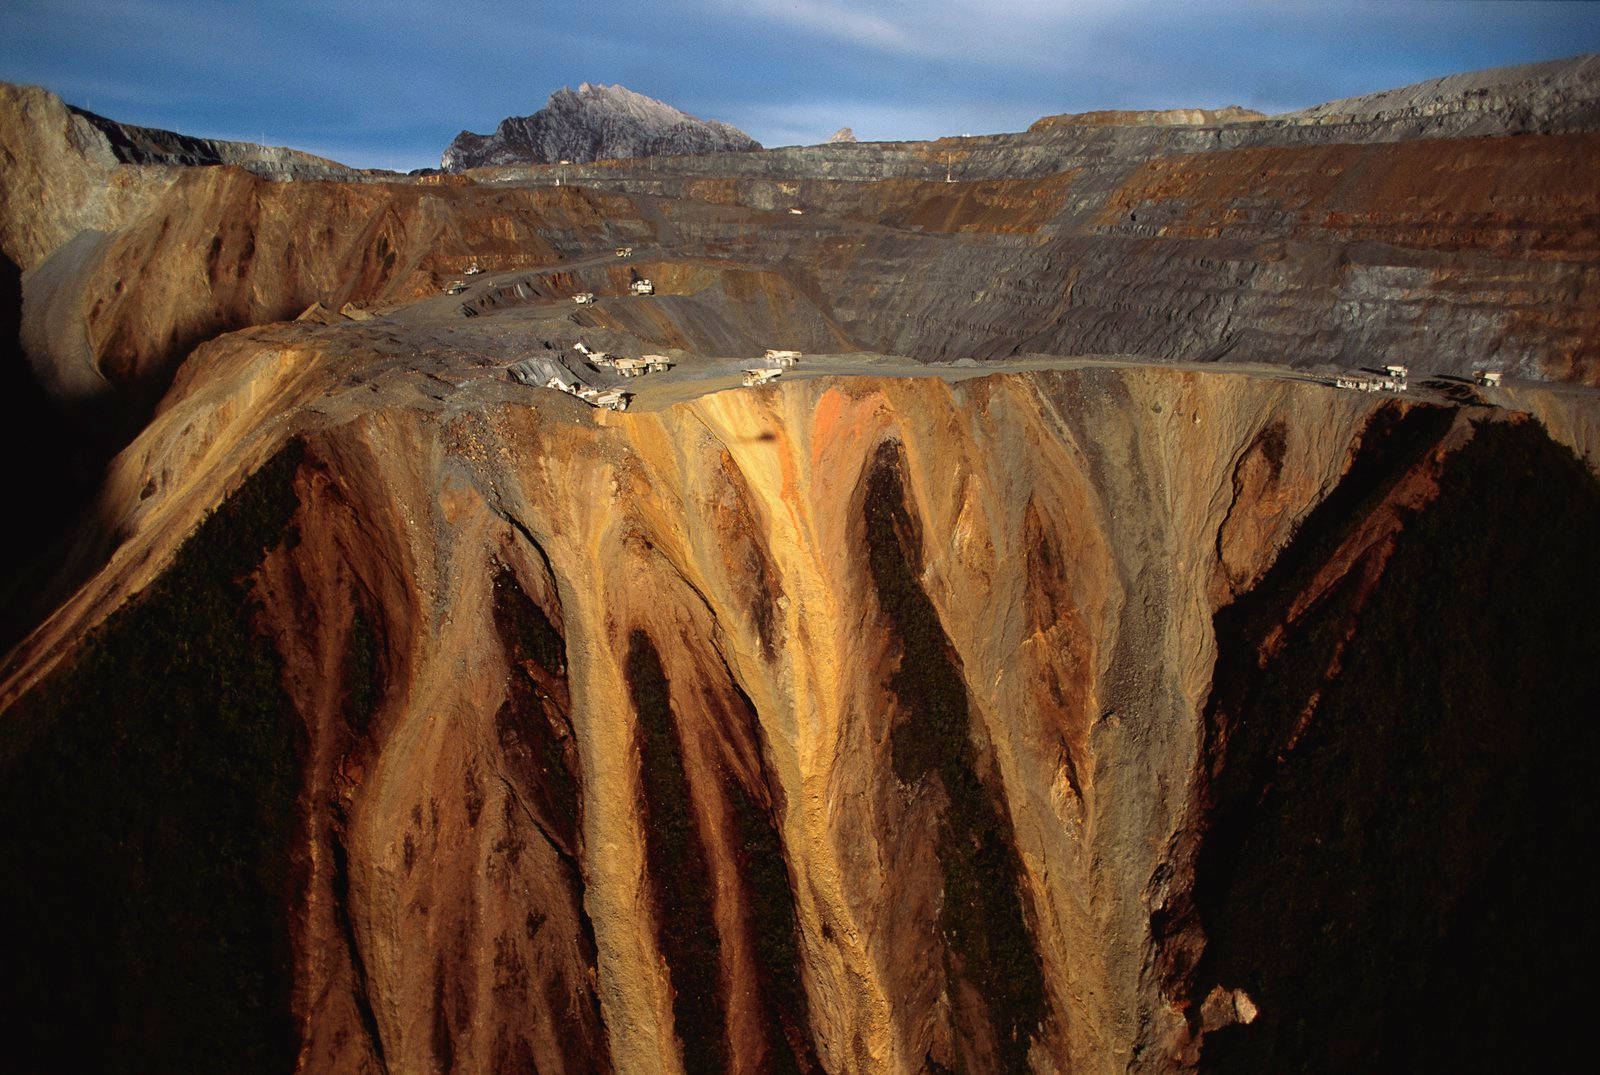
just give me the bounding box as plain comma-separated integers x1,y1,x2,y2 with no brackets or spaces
0,441,305,1073
1186,410,1600,1071
0,252,115,652
863,440,1049,1071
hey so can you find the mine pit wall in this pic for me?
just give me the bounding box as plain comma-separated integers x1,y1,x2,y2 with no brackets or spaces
4,363,1599,1071
17,167,655,423
1157,407,1600,1072
809,133,1600,382
488,132,1600,384
18,123,1600,444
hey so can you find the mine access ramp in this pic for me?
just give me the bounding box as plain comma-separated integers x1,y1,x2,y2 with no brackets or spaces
507,356,631,411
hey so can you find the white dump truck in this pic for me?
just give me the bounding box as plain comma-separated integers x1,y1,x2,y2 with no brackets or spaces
508,356,578,392
613,357,650,378
509,358,629,411
1334,375,1381,392
615,246,633,258
1477,369,1503,387
573,292,595,305
445,281,468,295
743,368,783,387
642,354,674,373
630,278,655,296
575,385,630,411
1333,372,1404,393
763,349,802,367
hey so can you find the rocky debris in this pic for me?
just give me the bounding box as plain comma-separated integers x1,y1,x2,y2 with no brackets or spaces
1279,51,1600,134
293,301,341,324
825,126,856,143
1028,105,1264,131
442,82,759,170
1200,986,1260,1032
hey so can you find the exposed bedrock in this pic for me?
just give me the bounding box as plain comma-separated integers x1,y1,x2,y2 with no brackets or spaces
2,351,1596,1071
2,55,1599,1074
443,83,760,171
13,125,1600,438
2,59,1595,472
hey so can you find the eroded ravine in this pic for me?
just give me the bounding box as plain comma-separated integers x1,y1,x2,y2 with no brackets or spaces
0,354,1597,1073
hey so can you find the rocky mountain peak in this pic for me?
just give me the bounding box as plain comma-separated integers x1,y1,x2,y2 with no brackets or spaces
442,83,760,171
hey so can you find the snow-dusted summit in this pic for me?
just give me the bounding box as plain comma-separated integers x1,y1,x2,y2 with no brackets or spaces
442,83,760,170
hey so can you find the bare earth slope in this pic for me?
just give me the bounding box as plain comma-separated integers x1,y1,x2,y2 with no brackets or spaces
1,56,1599,1074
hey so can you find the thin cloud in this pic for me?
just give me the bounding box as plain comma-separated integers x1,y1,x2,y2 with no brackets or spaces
2,1,1597,170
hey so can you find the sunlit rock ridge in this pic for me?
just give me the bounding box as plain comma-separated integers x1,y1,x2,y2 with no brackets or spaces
442,82,760,170
0,53,1598,1074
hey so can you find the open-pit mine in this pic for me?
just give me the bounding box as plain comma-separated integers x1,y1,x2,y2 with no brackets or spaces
2,55,1599,1074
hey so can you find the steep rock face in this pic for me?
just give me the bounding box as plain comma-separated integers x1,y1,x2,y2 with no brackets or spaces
1028,107,1264,132
4,56,1600,1073
68,103,366,180
0,83,367,274
829,132,1600,381
2,332,1597,1071
0,83,178,270
443,83,759,171
19,169,645,411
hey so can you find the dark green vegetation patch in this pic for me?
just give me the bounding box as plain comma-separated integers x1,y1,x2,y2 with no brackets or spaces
0,440,306,1073
343,604,383,738
721,676,820,1074
863,440,1047,1071
492,566,580,850
487,563,610,1066
625,630,727,1073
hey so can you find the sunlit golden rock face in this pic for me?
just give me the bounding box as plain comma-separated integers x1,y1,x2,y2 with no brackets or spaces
3,61,1600,1073
3,319,1597,1071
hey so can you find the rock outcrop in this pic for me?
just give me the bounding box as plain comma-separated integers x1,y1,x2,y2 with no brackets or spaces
1280,52,1600,134
0,84,178,270
442,83,760,171
1,329,1596,1072
826,127,856,143
68,104,367,181
2,55,1600,1074
1028,106,1264,132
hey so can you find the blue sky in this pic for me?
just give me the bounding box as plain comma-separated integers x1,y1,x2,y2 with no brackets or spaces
3,1,1598,171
